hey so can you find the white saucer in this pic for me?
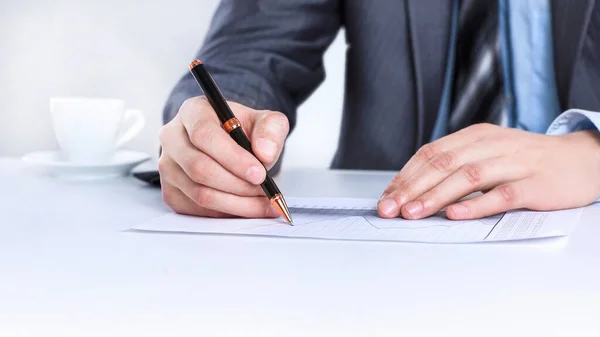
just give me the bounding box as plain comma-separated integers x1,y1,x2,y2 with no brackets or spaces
22,150,151,180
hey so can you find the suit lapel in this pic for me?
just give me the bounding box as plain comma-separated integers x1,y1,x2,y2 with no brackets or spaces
405,0,453,147
404,0,594,138
552,0,596,109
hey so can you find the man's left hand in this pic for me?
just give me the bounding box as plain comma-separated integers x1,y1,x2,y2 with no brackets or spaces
377,123,600,220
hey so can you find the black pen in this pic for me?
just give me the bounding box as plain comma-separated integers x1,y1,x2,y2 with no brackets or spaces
189,60,294,225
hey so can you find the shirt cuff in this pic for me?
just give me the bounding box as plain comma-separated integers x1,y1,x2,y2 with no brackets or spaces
546,109,600,136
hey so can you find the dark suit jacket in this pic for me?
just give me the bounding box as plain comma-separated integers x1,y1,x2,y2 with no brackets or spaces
164,0,600,171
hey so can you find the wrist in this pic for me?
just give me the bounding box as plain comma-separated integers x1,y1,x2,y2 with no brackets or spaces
563,129,600,194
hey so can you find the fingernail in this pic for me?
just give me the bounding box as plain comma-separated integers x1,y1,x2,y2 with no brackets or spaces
378,199,399,217
255,138,277,160
404,201,423,219
266,205,281,217
246,165,264,185
450,204,468,218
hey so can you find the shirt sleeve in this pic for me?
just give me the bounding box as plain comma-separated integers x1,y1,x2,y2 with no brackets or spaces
546,109,600,135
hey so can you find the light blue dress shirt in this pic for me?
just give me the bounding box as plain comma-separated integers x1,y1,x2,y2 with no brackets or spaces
431,0,600,140
506,0,561,133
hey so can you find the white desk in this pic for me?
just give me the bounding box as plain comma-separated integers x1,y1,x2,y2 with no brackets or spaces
1,157,600,337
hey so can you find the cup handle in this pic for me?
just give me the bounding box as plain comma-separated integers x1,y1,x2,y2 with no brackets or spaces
115,109,145,148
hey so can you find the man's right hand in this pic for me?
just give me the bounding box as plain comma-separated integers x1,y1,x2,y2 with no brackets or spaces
158,96,290,218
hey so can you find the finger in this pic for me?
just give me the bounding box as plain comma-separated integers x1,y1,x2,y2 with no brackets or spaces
178,96,220,124
160,180,229,218
179,101,266,186
159,122,263,197
397,157,527,219
379,140,509,216
249,111,289,169
161,157,280,219
382,123,497,196
446,181,527,220
178,96,262,139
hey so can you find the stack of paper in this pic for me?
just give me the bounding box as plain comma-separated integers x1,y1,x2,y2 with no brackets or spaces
133,197,581,243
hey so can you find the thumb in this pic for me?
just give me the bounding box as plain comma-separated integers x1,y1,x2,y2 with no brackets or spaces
250,110,290,169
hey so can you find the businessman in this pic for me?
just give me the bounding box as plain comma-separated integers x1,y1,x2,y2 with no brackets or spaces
158,0,600,221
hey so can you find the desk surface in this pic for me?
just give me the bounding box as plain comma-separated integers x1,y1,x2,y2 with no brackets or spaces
1,157,600,337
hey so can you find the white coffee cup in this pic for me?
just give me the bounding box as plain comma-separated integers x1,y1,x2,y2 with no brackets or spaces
50,97,145,163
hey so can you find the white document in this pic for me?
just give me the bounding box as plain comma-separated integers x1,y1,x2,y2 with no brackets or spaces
133,197,582,243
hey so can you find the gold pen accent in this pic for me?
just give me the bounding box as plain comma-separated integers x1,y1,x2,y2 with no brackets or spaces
222,117,241,133
189,59,203,69
270,193,294,225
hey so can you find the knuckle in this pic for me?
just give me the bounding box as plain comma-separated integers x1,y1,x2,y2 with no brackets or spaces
416,143,439,162
195,186,216,207
270,111,290,132
384,184,399,195
391,190,410,205
169,202,188,215
188,157,216,183
389,176,405,188
191,123,216,146
179,98,196,118
461,163,482,186
157,156,170,174
258,111,290,139
499,184,518,204
161,187,176,207
158,125,170,145
383,185,396,195
391,173,405,184
427,151,455,173
180,97,211,128
469,123,494,133
181,96,208,112
397,191,409,204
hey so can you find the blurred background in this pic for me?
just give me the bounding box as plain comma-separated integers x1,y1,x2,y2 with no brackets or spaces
0,0,346,169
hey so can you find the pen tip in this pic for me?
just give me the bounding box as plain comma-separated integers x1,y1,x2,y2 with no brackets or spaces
270,193,294,226
189,59,203,70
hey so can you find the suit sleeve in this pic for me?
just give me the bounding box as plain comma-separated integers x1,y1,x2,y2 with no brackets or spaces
162,0,342,130
547,4,600,136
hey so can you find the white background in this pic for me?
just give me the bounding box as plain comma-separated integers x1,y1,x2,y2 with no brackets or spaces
0,0,346,169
